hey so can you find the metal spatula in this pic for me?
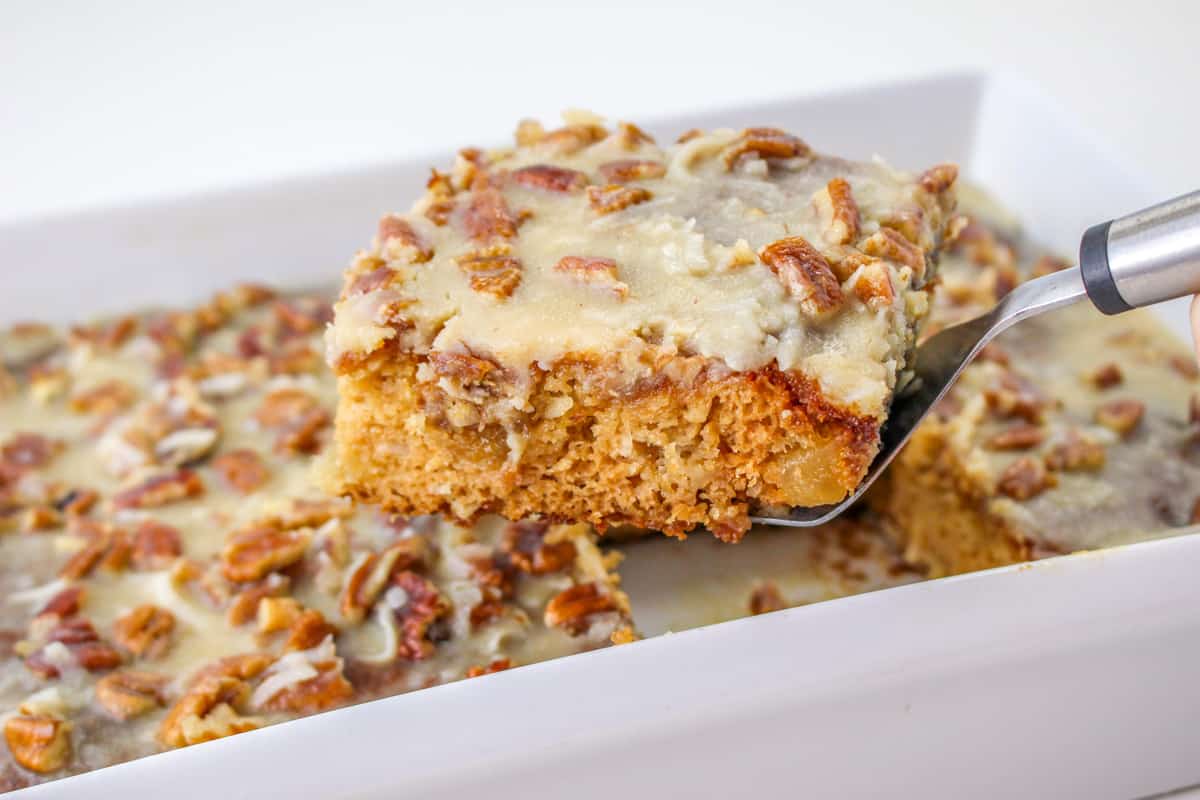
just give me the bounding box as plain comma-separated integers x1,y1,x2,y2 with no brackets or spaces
753,189,1200,527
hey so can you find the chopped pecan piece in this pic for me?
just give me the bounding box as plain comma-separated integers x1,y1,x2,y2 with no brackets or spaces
131,520,183,570
428,351,500,385
813,178,860,245
221,524,312,583
112,469,204,510
20,505,62,533
58,488,98,517
850,258,895,310
466,658,513,678
261,661,354,714
1191,393,1200,426
25,618,123,678
188,653,272,686
721,127,810,170
1088,363,1124,389
614,121,654,149
1168,354,1200,379
758,236,844,316
273,297,333,335
158,675,260,748
511,164,589,193
212,449,270,494
347,265,396,297
748,582,786,615
544,582,617,635
1094,399,1145,437
586,184,652,215
391,571,450,660
340,538,429,623
501,520,577,575
113,605,175,660
597,159,666,184
36,586,83,621
254,389,330,455
1044,429,1106,472
540,123,607,155
1,433,62,470
59,524,128,580
553,256,630,299
918,163,959,194
456,251,524,300
284,609,338,652
996,457,1056,500
1191,498,1200,525
463,189,521,242
377,215,433,262
257,596,304,634
95,670,169,720
4,714,71,773
984,424,1046,451
984,371,1050,423
861,227,926,279
228,575,291,626
676,128,703,143
69,380,136,416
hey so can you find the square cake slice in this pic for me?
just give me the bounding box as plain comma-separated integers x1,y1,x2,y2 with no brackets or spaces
326,113,957,540
869,205,1200,576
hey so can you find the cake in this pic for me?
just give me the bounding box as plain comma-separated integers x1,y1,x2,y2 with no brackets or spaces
326,113,958,540
0,288,631,790
869,199,1200,576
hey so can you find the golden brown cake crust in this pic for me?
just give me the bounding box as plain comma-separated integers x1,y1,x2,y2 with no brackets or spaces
333,344,880,541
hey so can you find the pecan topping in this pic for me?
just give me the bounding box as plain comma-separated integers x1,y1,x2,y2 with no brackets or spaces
2,433,62,470
254,389,330,455
861,227,926,279
4,714,71,773
229,576,292,626
213,449,270,494
36,586,83,621
257,596,303,634
284,609,338,652
721,127,810,170
597,159,666,184
676,128,703,143
1094,399,1145,437
377,215,433,262
758,236,844,316
391,571,450,660
850,258,895,310
1191,393,1200,426
918,163,959,194
112,604,175,659
25,618,123,678
273,297,333,335
456,251,524,299
1044,429,1107,472
463,189,521,242
996,457,1056,500
748,582,786,615
984,371,1050,423
814,178,860,245
59,488,98,517
261,661,354,714
1088,363,1124,389
1169,354,1200,379
466,658,513,678
540,123,607,155
544,582,617,635
189,653,272,686
95,670,169,720
586,184,652,215
428,350,499,384
501,520,577,575
131,520,183,570
221,524,312,583
346,265,395,297
69,380,136,416
113,469,204,510
340,538,429,623
615,121,654,149
158,675,260,748
511,164,589,193
553,256,630,299
984,424,1046,451
59,523,130,580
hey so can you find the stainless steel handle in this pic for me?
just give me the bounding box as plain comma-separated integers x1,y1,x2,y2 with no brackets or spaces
1081,189,1200,313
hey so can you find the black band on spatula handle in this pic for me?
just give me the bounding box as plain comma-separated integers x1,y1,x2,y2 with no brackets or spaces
1080,220,1130,315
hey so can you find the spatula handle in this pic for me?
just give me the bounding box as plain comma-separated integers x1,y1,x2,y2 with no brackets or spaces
1081,189,1200,313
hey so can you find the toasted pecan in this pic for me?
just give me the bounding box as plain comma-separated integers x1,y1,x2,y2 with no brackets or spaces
112,469,204,510
721,127,810,169
1088,363,1124,390
861,227,926,280
95,670,169,720
463,189,521,242
377,215,433,263
814,178,860,245
586,184,652,215
391,571,450,660
220,524,311,583
1043,429,1106,472
758,236,844,316
158,675,259,748
996,456,1056,500
544,582,617,635
4,715,71,774
501,520,577,575
597,159,666,184
131,520,183,570
112,605,175,660
212,449,270,495
456,251,524,300
748,583,787,615
918,163,959,194
1094,399,1145,437
511,164,589,193
984,424,1046,451
553,256,629,299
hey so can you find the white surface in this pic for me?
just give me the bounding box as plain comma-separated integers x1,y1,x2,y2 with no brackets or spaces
5,74,1200,799
3,0,1199,224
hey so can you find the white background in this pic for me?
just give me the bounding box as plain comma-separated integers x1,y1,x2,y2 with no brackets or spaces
3,0,1197,223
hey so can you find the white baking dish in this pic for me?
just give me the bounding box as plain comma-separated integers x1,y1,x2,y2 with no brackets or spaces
6,72,1200,799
